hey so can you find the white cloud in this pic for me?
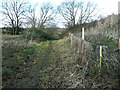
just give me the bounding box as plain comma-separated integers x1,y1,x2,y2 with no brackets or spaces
90,0,119,16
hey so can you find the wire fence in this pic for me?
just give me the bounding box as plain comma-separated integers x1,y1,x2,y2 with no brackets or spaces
69,32,119,78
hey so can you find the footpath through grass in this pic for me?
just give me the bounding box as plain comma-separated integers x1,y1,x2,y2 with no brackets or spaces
2,35,118,88
2,36,70,88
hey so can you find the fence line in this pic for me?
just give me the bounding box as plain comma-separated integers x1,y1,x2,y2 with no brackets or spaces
68,32,118,75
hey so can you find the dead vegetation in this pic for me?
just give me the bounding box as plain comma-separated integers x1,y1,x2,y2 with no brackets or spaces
2,29,119,89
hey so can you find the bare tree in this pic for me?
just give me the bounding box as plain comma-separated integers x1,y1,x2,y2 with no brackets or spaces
1,0,29,34
38,2,56,29
58,0,79,28
58,0,98,28
77,2,97,25
25,2,56,29
25,5,37,29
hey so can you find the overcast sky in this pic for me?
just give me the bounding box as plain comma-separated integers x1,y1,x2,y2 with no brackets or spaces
29,0,119,15
0,0,120,27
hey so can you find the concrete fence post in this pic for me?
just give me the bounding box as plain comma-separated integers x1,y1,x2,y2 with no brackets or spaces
99,46,102,72
82,27,84,40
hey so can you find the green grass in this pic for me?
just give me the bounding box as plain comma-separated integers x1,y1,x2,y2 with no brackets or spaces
2,34,22,40
85,34,116,51
2,67,13,75
2,35,37,76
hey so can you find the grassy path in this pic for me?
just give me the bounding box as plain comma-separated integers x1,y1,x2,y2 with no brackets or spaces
13,41,53,88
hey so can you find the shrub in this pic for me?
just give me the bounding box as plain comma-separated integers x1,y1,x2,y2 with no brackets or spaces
85,34,116,51
22,28,55,42
2,27,24,35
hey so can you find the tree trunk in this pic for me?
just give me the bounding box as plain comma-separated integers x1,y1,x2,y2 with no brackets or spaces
11,20,15,35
